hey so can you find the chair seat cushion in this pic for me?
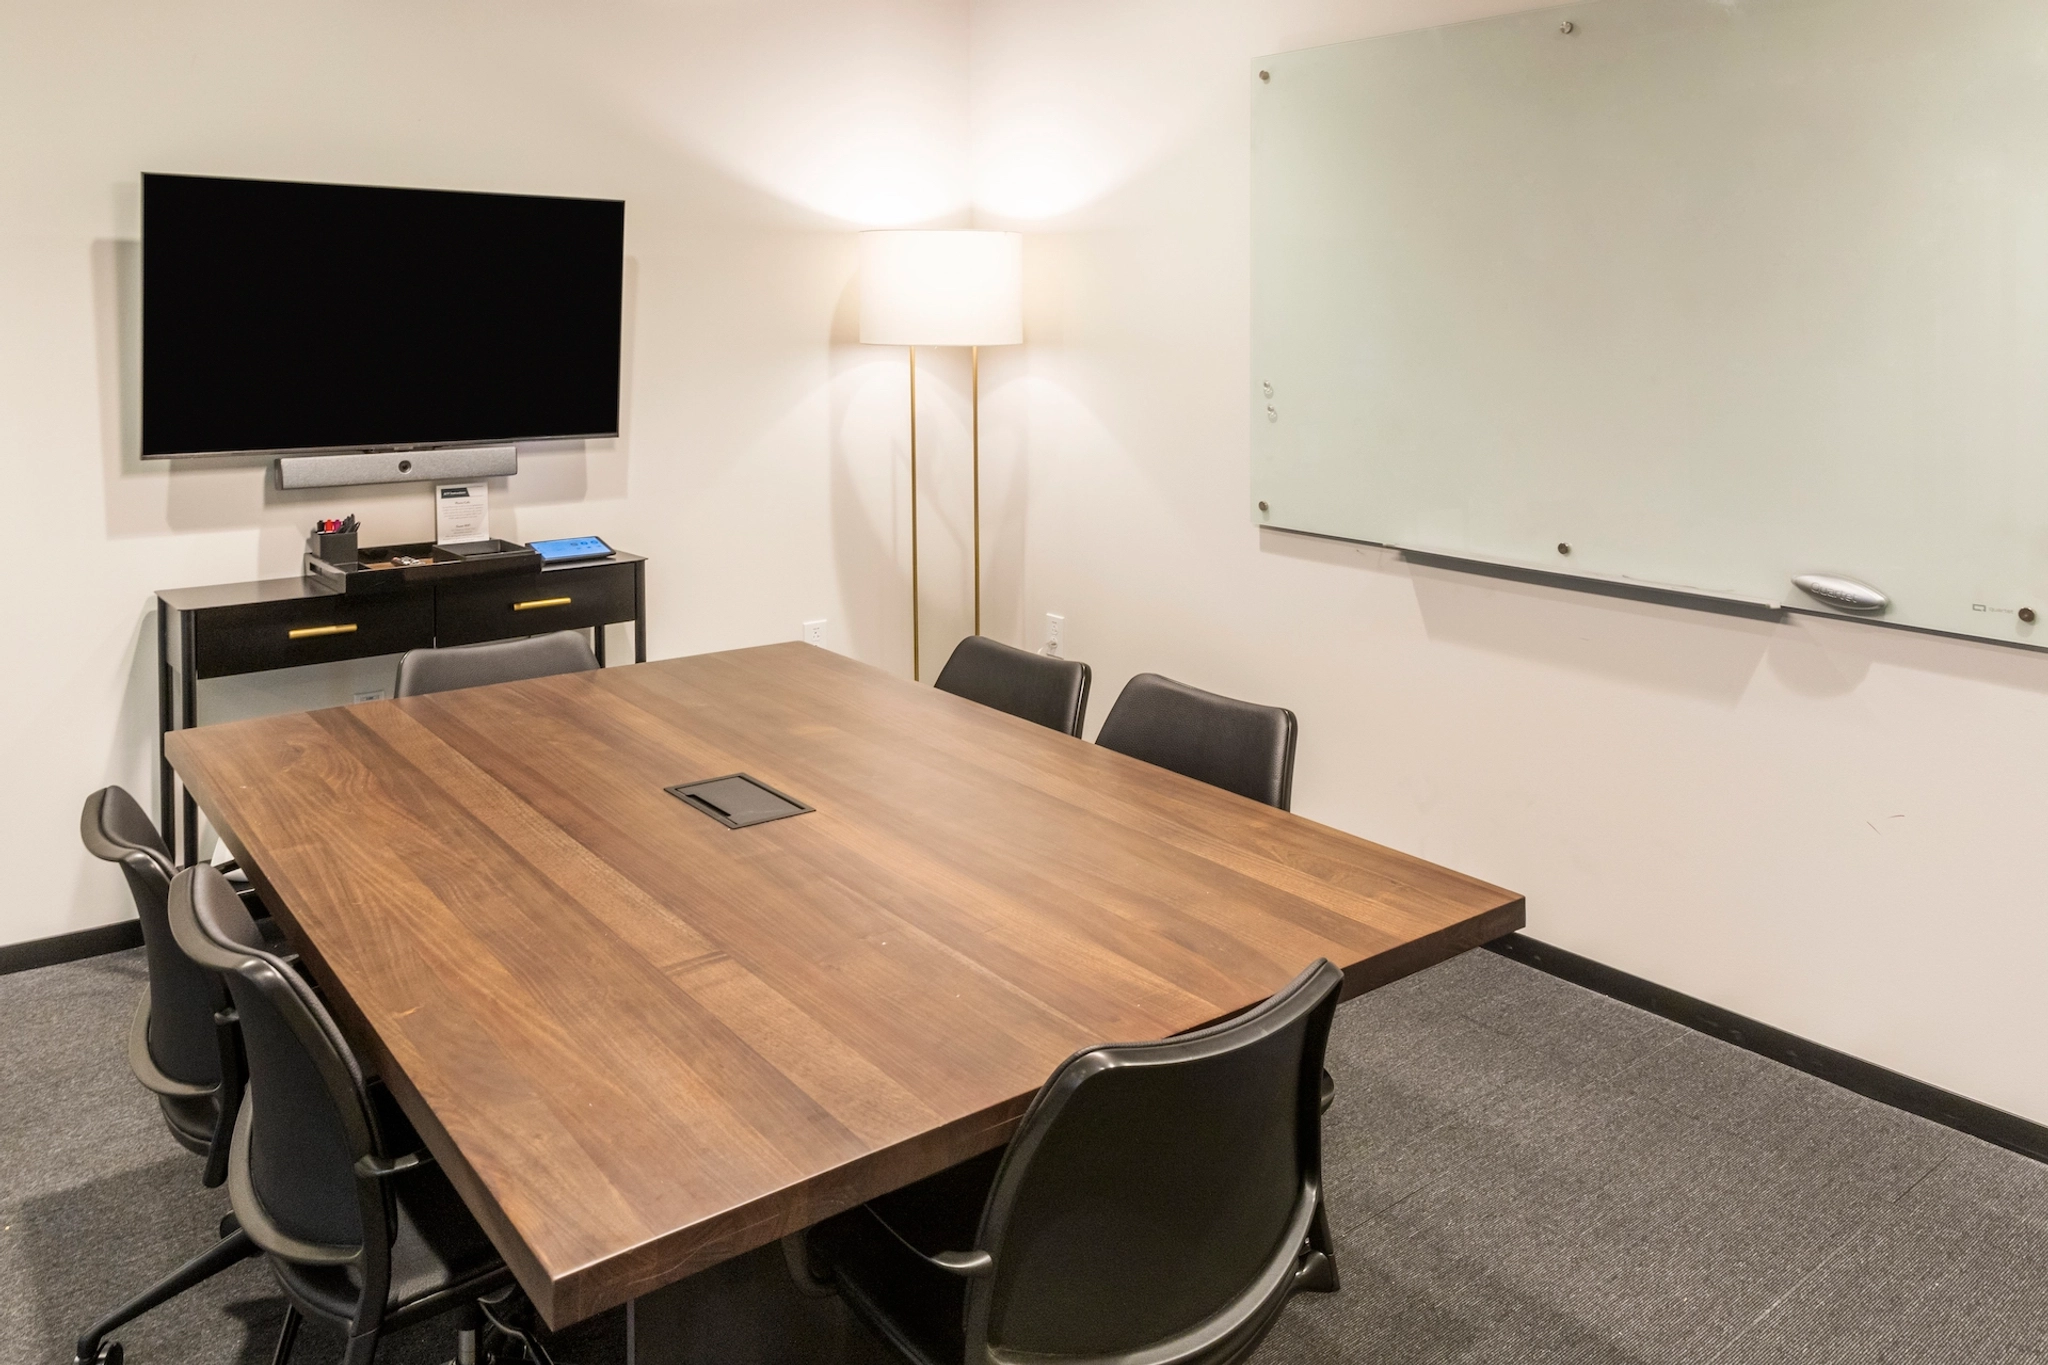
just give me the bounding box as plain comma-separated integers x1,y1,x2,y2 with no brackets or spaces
269,1162,509,1325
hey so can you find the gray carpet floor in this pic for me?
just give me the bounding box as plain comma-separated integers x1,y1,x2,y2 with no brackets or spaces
4,946,2044,1364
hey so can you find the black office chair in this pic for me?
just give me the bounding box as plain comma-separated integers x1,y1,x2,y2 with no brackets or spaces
932,636,1092,738
394,629,599,699
1094,673,1298,810
74,787,262,1364
1091,681,1331,1114
808,958,1344,1365
168,863,539,1365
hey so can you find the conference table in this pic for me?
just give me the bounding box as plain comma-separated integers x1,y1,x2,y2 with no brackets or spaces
165,642,1524,1361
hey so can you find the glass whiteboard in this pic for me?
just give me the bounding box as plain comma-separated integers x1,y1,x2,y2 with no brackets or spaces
1250,0,2048,646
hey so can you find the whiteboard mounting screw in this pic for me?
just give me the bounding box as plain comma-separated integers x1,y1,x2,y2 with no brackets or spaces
1259,69,1270,81
1258,501,1270,513
1262,380,1274,397
1266,404,1278,421
2022,607,2038,624
1560,20,1575,34
1557,542,1572,555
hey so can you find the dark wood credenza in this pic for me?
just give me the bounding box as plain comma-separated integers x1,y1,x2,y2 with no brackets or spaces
157,552,645,865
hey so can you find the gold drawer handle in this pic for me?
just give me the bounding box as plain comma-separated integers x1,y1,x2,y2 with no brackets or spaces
513,596,573,611
288,623,358,640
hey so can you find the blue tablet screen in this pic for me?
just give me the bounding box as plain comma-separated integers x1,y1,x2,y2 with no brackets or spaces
530,536,614,563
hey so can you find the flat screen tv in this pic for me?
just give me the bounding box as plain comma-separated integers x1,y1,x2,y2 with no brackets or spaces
141,173,624,458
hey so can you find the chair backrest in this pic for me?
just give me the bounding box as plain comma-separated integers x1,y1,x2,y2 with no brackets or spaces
933,636,1093,738
169,864,382,1258
394,629,599,699
1094,673,1298,810
964,959,1343,1364
80,786,219,1089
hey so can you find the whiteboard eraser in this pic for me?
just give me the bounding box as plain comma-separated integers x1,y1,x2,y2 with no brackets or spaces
1792,574,1889,613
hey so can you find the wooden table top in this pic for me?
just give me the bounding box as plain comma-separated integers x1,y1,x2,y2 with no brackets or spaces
166,643,1523,1327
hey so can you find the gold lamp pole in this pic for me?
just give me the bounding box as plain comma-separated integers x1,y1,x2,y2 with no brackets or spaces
860,230,1021,680
971,344,981,636
908,345,921,679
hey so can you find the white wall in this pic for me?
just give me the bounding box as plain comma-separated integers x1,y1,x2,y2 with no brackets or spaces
0,0,981,945
969,0,2048,1124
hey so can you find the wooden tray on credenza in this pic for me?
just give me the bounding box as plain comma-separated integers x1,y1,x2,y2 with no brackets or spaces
304,539,544,595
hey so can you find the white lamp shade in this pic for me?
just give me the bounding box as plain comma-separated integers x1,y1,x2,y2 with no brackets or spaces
859,230,1023,346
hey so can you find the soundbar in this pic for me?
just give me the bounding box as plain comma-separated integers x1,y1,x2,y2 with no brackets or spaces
274,444,518,490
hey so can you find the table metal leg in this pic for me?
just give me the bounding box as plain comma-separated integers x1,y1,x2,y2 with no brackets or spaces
623,1240,889,1365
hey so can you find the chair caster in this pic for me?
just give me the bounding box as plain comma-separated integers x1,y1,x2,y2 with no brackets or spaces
1293,1248,1338,1294
75,1342,123,1365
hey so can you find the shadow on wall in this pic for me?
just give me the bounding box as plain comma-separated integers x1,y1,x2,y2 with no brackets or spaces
828,271,910,673
68,606,170,916
1259,529,1777,706
1776,610,2048,698
91,236,170,539
1260,526,2048,706
91,233,284,539
913,347,979,670
971,350,1032,652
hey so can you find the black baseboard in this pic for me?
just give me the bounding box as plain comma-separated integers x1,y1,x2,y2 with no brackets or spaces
0,920,143,977
1486,932,2048,1165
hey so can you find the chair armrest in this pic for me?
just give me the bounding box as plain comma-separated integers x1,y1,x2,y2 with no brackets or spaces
928,1250,995,1278
860,1204,994,1278
354,1149,434,1179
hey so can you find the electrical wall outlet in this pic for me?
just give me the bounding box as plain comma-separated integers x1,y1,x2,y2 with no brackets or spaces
351,689,386,704
802,619,827,647
1042,613,1066,658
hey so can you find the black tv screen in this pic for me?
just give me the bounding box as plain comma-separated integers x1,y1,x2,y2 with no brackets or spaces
141,173,624,458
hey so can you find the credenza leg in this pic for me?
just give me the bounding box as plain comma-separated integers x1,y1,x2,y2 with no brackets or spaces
157,599,175,850
632,559,647,664
179,609,199,867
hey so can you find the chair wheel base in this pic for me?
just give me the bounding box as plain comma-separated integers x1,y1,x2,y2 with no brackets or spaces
1294,1249,1338,1294
75,1343,123,1365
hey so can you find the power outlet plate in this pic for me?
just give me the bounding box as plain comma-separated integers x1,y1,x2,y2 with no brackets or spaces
1043,613,1066,658
802,619,827,647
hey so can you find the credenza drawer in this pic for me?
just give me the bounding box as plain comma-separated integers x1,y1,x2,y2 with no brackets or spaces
193,592,436,679
433,561,638,646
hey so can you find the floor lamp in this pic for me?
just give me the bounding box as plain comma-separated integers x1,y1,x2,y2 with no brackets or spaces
859,230,1024,680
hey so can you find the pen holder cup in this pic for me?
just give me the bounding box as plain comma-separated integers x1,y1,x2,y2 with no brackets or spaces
309,531,359,566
